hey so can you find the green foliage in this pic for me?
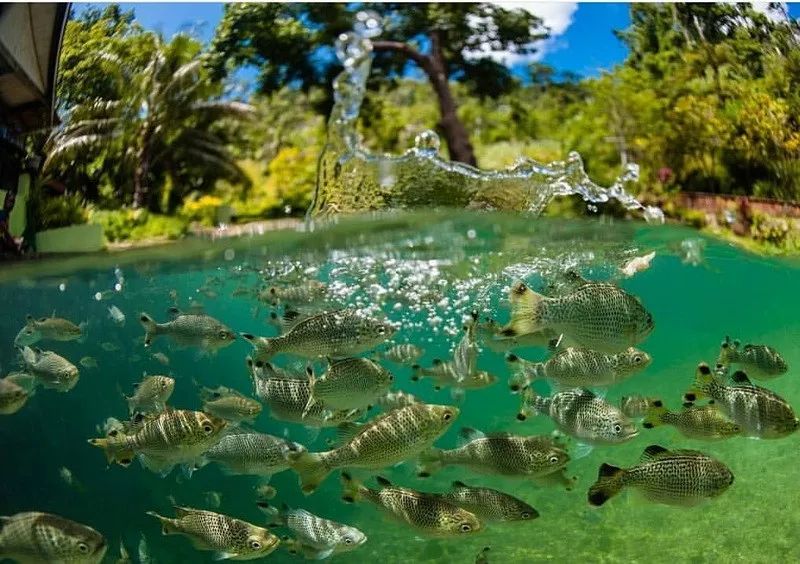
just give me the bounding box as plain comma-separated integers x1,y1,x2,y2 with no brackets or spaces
90,209,188,242
36,193,89,230
179,195,224,226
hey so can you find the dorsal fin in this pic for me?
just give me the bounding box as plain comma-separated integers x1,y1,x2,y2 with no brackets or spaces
451,480,468,488
376,476,392,487
173,506,194,518
458,427,485,445
731,371,753,386
640,444,670,462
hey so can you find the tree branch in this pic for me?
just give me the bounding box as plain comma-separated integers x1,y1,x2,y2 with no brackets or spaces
371,40,434,75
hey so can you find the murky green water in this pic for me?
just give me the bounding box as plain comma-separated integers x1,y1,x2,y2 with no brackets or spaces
1,211,799,563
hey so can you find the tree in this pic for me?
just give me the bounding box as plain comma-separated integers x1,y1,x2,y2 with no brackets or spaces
46,31,254,211
209,3,548,165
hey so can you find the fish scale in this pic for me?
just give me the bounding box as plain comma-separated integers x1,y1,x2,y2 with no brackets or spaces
127,375,174,414
442,482,538,522
202,432,302,476
21,347,79,392
265,507,366,557
644,402,740,440
139,311,236,350
0,512,107,564
308,357,393,412
719,340,788,379
508,347,650,388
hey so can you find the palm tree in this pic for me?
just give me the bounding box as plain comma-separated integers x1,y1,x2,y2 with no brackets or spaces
44,33,254,211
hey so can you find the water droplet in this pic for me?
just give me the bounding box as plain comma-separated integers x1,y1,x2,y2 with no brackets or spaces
414,130,440,154
466,229,476,240
94,292,102,301
224,249,235,261
59,283,66,292
114,283,122,292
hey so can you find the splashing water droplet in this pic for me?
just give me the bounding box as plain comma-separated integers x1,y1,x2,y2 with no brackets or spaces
354,10,383,38
643,206,665,225
413,130,440,154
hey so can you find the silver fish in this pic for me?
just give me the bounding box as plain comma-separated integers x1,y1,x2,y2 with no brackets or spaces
20,346,79,392
139,308,236,351
200,431,305,477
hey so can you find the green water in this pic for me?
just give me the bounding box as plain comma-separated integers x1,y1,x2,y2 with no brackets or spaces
1,211,799,563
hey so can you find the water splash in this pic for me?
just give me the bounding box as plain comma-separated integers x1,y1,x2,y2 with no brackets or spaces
309,11,664,224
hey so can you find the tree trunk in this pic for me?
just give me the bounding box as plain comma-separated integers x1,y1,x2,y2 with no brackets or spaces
132,127,152,209
371,38,477,166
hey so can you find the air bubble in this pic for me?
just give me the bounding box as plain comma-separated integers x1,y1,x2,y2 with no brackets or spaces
414,130,440,154
224,249,235,261
59,283,66,292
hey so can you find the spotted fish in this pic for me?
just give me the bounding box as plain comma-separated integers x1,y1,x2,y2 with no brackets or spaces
14,315,85,347
643,399,741,440
139,308,236,351
0,375,31,415
20,346,79,392
376,343,424,364
304,357,393,416
125,375,174,414
200,431,305,477
684,363,798,439
146,507,279,561
588,445,734,506
718,337,788,380
341,474,480,537
0,511,107,564
441,481,539,522
500,280,654,353
619,395,658,419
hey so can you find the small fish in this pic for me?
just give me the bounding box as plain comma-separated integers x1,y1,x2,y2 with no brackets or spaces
477,318,559,353
14,314,85,346
125,375,175,414
341,474,480,537
520,387,638,446
139,308,236,351
619,395,658,419
258,503,366,560
116,538,131,564
203,491,222,508
500,279,654,353
377,343,424,364
259,280,328,306
265,308,311,333
0,511,107,563
88,409,227,477
242,309,394,361
80,356,99,369
146,507,279,560
417,427,569,479
643,399,741,440
684,363,799,439
506,347,651,390
475,546,491,564
412,361,496,393
0,376,31,415
203,394,262,424
304,357,393,416
619,251,656,278
108,306,126,326
588,444,734,507
288,402,459,494
151,352,170,366
376,389,419,410
442,480,538,522
101,342,121,352
20,346,79,392
254,484,277,500
137,534,151,564
200,431,304,477
718,337,788,379
98,417,126,437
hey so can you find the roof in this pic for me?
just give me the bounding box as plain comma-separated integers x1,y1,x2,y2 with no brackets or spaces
0,3,69,134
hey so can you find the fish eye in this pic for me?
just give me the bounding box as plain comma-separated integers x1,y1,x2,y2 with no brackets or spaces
218,331,228,339
521,511,531,519
344,537,353,545
459,523,472,533
77,542,89,553
442,410,453,422
548,455,560,464
202,422,214,434
633,355,643,364
613,424,622,433
250,540,262,550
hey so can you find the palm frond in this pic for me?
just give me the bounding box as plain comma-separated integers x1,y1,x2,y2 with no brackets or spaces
191,100,256,120
43,134,112,171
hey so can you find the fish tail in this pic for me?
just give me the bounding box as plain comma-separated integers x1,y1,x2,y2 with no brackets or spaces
516,386,545,421
288,451,331,495
340,471,365,503
240,333,277,360
138,313,159,347
642,399,668,429
416,448,444,478
684,362,715,403
505,353,538,392
255,501,285,526
410,364,424,382
499,281,545,338
145,511,178,535
87,436,134,467
588,463,627,506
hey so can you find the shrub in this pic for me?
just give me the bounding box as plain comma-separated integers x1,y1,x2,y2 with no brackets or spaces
36,193,89,230
89,208,188,242
180,195,224,226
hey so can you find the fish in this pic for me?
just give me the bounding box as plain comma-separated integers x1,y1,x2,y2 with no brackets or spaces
341,474,481,537
254,484,277,500
203,491,222,509
265,308,311,333
101,342,121,352
411,361,496,393
0,511,107,564
643,399,741,440
288,402,459,494
88,409,227,477
376,343,424,364
500,279,654,353
199,431,305,477
619,251,656,278
376,389,419,409
20,346,79,392
116,538,131,563
258,503,366,560
619,395,657,419
417,427,569,479
259,280,328,306
146,506,279,560
108,306,126,326
151,352,170,366
684,363,799,439
247,358,366,427
442,480,538,522
0,375,30,415
202,394,262,424
137,534,151,564
587,444,734,507
476,318,559,353
125,375,175,414
475,546,491,564
14,314,85,346
80,356,99,369
304,357,393,416
58,466,85,491
139,308,237,351
519,387,638,446
717,337,788,379
241,309,394,361
506,346,651,390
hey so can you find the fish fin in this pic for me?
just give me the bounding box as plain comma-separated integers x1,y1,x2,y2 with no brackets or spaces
87,436,134,467
302,384,318,419
146,511,177,535
213,551,237,561
256,502,283,526
731,370,753,385
138,313,159,347
138,454,173,477
587,463,626,506
333,422,364,445
547,334,564,352
640,444,670,462
77,321,89,344
410,364,423,382
451,480,468,488
180,464,196,479
573,442,594,460
683,363,714,403
642,399,667,429
307,547,335,560
416,448,443,478
340,472,364,503
450,387,465,403
499,280,545,338
167,307,182,318
287,451,330,495
458,427,485,445
376,475,392,487
303,427,321,443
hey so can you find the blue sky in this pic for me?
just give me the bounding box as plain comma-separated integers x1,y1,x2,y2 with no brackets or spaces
76,2,799,82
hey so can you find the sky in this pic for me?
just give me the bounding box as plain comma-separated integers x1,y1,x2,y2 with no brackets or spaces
76,2,800,82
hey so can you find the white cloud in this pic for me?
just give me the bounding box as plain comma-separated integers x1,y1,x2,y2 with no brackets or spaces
751,2,789,23
464,2,578,66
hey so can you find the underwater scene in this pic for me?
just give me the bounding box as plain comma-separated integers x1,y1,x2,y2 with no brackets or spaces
1,211,800,563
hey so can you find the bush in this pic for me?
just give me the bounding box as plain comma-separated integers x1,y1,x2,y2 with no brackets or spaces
89,209,188,242
37,193,88,230
180,195,224,226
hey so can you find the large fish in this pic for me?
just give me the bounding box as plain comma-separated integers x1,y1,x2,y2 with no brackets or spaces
0,512,107,564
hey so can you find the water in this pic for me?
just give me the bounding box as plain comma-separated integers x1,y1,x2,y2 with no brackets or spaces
1,210,799,562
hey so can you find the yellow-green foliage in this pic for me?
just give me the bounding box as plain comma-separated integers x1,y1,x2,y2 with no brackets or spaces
36,193,89,230
90,209,187,242
180,195,224,226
